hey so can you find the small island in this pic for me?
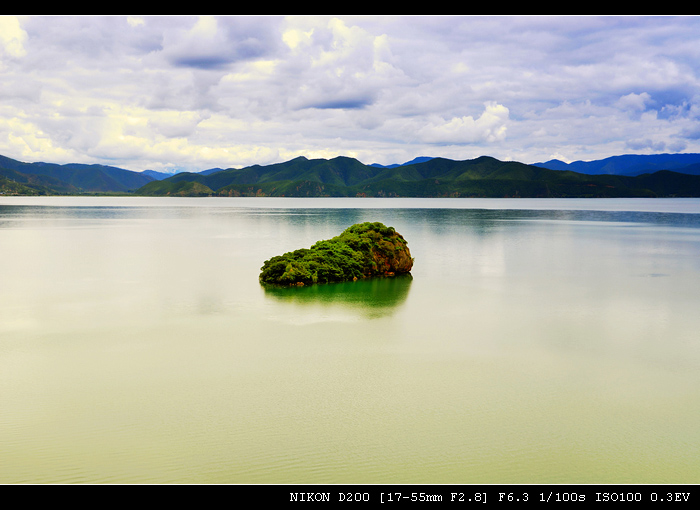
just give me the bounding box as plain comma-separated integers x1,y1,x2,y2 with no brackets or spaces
259,222,413,286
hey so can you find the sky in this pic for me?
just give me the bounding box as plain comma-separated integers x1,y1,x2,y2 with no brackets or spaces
2,15,700,173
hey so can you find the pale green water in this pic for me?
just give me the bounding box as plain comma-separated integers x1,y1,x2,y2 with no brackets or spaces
1,197,699,484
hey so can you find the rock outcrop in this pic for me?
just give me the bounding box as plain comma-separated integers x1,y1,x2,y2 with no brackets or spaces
259,222,413,286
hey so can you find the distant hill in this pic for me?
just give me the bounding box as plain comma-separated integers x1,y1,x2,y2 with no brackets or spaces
369,156,435,169
0,154,153,194
534,153,700,176
135,155,700,198
142,167,228,180
198,167,226,176
142,170,175,181
1,166,80,194
5,151,700,198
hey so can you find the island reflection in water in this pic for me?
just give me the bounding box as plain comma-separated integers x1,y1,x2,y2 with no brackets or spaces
262,274,413,319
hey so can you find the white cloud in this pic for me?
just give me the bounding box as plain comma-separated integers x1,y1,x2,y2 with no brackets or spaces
0,16,27,59
417,102,510,145
3,16,700,169
275,17,410,115
159,16,228,69
1,115,75,162
127,17,145,28
616,92,652,112
147,111,207,138
625,137,669,152
282,27,313,51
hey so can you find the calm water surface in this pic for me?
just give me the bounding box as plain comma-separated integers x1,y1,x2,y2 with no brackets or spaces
1,197,699,484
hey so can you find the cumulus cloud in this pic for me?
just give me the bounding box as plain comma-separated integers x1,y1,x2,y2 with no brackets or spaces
625,138,667,151
417,102,510,145
281,17,403,112
616,92,652,112
2,15,700,170
0,16,27,59
147,111,207,138
127,17,144,28
162,16,232,69
157,16,280,70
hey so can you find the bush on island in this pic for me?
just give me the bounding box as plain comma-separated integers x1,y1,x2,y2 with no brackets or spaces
259,222,413,286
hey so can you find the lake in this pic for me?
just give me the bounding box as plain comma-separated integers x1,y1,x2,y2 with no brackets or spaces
1,196,699,484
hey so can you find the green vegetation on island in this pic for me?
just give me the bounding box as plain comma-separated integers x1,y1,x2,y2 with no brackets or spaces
259,222,414,286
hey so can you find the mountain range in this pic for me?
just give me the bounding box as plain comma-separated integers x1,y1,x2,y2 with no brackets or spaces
533,153,700,176
2,152,700,198
0,154,154,194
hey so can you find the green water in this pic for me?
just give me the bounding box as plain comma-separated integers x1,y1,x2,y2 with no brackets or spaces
1,197,699,483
